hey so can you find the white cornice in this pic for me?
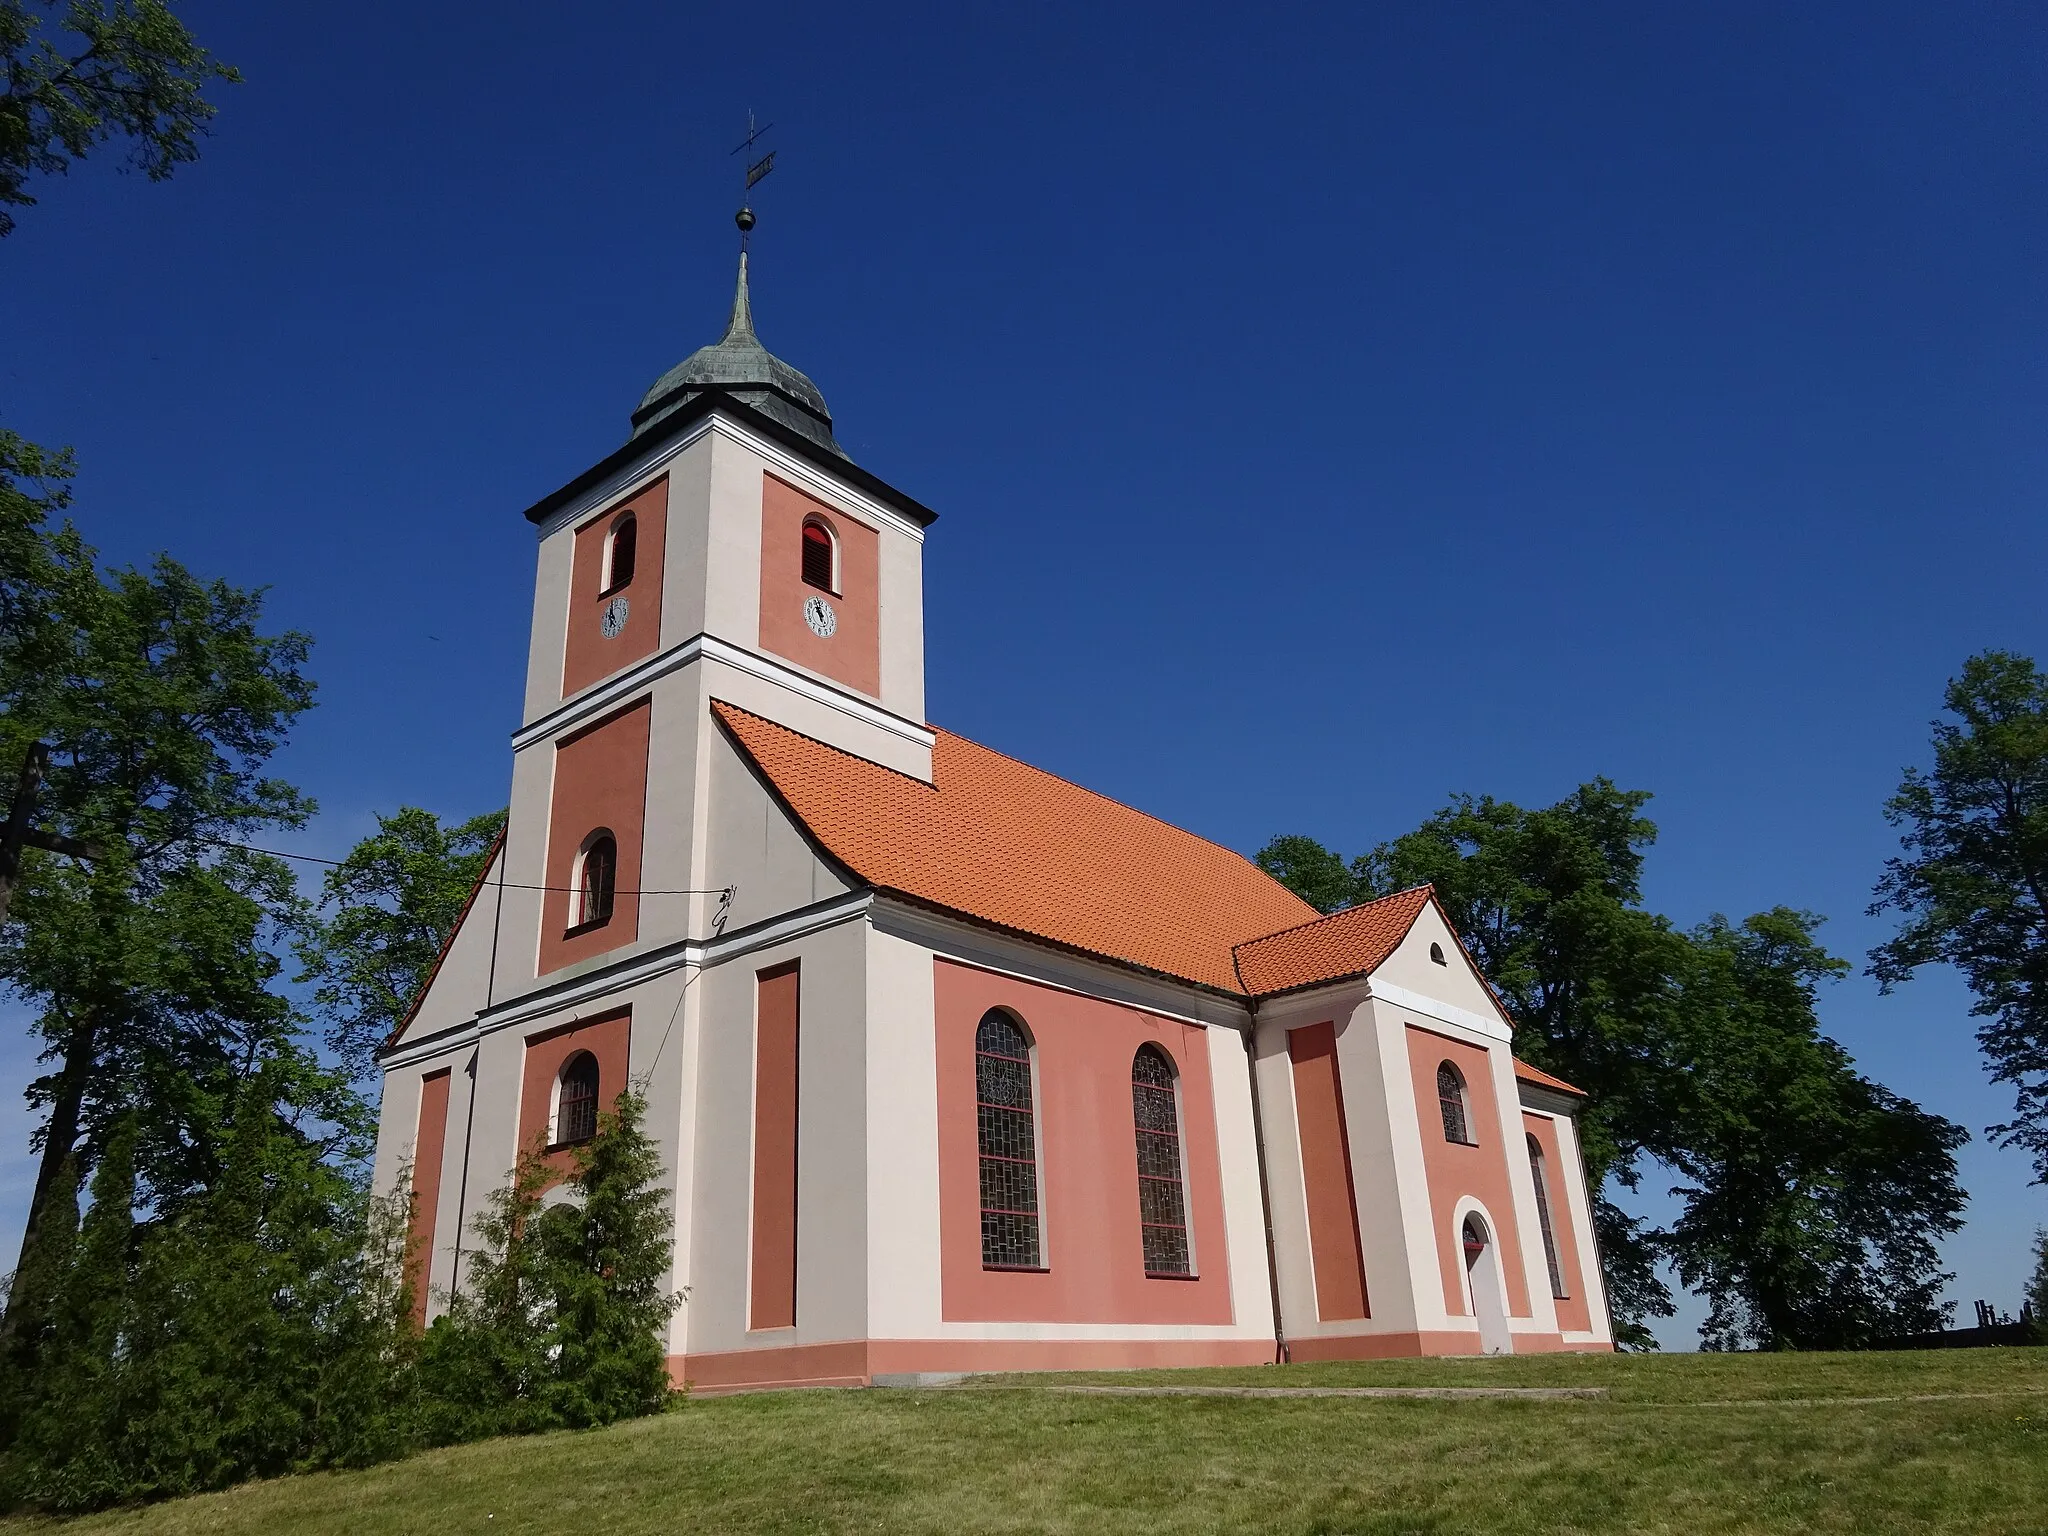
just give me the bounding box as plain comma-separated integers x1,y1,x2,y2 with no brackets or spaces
870,897,1253,1032
1367,978,1514,1045
536,410,928,546
511,632,936,753
380,891,875,1070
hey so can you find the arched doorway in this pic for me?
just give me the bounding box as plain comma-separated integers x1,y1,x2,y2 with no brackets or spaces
1462,1213,1513,1355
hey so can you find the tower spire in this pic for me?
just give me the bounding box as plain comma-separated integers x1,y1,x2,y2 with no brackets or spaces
724,247,754,341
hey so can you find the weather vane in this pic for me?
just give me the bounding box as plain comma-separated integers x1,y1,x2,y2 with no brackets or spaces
731,110,776,250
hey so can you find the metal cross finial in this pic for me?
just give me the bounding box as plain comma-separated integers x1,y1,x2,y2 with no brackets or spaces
730,110,777,252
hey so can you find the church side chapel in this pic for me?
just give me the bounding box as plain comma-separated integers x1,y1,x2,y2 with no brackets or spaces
373,207,1614,1392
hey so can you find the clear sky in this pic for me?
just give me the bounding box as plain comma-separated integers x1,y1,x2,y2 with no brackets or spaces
0,2,2042,1346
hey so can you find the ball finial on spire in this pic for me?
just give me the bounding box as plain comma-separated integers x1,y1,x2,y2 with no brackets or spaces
736,206,756,233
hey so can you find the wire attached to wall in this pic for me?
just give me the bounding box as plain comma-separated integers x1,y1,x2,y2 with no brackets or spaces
195,835,735,899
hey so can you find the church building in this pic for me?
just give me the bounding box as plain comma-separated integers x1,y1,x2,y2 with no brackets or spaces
373,241,1614,1392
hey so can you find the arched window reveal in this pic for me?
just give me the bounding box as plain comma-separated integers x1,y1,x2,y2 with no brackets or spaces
1438,1062,1473,1145
575,832,617,931
1131,1045,1191,1276
1527,1134,1568,1299
974,1011,1041,1268
603,514,637,593
801,519,836,592
557,1051,600,1147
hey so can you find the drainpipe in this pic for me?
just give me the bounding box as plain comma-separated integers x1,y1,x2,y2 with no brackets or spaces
1239,997,1289,1365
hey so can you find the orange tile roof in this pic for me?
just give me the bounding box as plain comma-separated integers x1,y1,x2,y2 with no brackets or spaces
1230,887,1435,997
712,701,1318,993
1514,1059,1586,1097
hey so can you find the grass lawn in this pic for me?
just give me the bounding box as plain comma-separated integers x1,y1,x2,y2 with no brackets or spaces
20,1348,2048,1534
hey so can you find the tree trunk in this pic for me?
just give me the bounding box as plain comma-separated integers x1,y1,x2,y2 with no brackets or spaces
1,1010,97,1332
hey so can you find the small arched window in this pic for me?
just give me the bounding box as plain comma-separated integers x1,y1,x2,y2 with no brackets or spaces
574,832,617,931
1438,1062,1473,1145
1131,1045,1191,1276
974,1010,1041,1268
1429,941,1447,966
801,518,836,593
603,515,637,594
556,1051,600,1146
1527,1134,1568,1299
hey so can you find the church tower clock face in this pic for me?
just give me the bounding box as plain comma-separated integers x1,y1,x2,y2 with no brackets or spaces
600,595,630,638
803,595,837,638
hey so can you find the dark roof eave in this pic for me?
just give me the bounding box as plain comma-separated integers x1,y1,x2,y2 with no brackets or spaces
522,389,939,528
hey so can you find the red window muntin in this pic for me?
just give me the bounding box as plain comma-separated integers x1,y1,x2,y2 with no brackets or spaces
974,1010,1042,1269
1131,1044,1192,1276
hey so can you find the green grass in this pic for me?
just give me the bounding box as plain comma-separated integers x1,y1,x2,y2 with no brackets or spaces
20,1349,2048,1534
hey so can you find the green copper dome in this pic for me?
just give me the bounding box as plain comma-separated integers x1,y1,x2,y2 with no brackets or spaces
630,254,844,457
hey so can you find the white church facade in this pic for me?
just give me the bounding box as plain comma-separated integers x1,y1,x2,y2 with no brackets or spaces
373,254,1613,1392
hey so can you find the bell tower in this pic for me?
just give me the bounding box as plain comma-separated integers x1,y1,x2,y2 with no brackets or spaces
485,209,938,998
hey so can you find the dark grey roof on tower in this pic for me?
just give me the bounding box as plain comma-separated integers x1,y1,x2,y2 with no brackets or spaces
630,254,845,457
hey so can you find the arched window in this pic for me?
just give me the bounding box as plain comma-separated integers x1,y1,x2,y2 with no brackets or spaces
556,1051,600,1146
1131,1045,1191,1276
974,1010,1041,1268
574,832,616,930
801,518,836,593
603,515,637,594
1429,941,1447,965
1438,1062,1473,1145
1527,1134,1568,1298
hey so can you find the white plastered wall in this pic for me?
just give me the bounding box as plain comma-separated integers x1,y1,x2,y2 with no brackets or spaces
1363,901,1561,1339
686,914,871,1361
1526,1103,1613,1346
863,925,943,1342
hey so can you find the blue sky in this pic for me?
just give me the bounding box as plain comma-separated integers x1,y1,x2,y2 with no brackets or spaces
0,2,2042,1346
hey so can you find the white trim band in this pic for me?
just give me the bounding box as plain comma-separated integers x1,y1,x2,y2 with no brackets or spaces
511,632,936,753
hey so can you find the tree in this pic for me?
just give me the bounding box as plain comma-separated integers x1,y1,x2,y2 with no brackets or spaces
2026,1229,2048,1344
1661,910,1966,1350
0,0,238,238
420,1089,678,1440
535,1089,680,1427
1254,834,1360,915
0,490,316,1324
295,806,505,1083
1870,651,2048,1181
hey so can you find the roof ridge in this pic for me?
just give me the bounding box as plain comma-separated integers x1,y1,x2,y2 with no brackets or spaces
1234,883,1435,954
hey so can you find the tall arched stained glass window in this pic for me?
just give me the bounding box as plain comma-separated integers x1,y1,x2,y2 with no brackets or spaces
1131,1045,1191,1276
1438,1062,1472,1145
1527,1134,1568,1299
975,1011,1041,1268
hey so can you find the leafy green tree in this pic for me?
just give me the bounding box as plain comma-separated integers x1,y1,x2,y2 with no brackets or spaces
1254,833,1360,915
0,492,315,1309
0,0,238,238
1662,911,1966,1350
421,1089,678,1440
2026,1229,2048,1344
296,805,505,1082
1870,651,2048,1181
536,1089,680,1427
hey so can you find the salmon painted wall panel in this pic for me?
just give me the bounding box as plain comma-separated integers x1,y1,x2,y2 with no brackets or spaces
934,960,1233,1325
517,1009,631,1179
1286,1022,1371,1321
408,1068,452,1328
757,475,880,698
538,699,651,975
750,964,801,1331
1406,1025,1532,1319
562,477,668,698
1523,1112,1591,1332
